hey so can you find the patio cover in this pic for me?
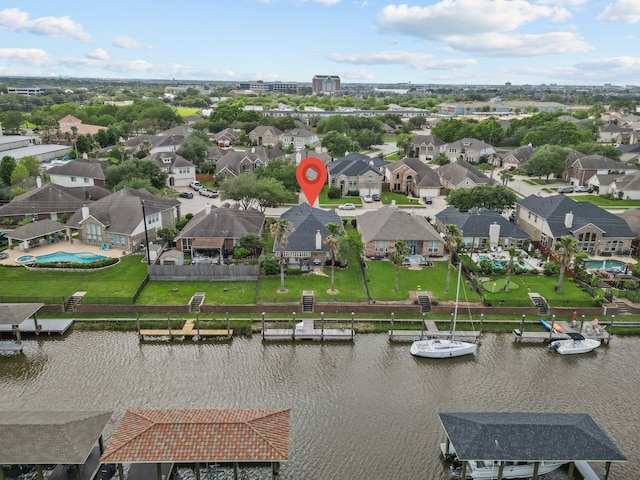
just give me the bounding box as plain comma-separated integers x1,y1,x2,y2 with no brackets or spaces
0,411,112,464
6,219,67,242
439,412,627,463
101,409,290,464
0,303,43,326
192,237,225,249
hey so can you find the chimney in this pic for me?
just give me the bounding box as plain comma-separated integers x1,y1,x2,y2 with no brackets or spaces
316,230,322,250
36,176,42,188
564,211,573,228
205,203,211,215
81,204,90,220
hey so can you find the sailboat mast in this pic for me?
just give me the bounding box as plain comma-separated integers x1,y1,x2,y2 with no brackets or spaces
452,264,462,340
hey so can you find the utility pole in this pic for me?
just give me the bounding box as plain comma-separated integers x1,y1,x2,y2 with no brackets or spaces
140,199,151,265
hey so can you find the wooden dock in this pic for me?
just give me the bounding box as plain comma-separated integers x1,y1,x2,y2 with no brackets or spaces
389,319,481,342
139,320,232,340
512,320,611,344
0,341,23,353
262,318,354,341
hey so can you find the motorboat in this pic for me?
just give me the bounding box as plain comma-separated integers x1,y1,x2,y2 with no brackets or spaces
549,332,600,355
443,444,565,479
410,265,477,359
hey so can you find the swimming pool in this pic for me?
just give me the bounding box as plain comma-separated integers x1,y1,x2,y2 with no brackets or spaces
477,255,534,271
16,251,108,264
585,259,627,273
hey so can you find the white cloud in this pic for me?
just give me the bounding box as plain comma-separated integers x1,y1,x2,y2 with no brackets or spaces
112,35,151,49
327,50,476,69
0,48,51,66
0,8,92,41
537,0,587,5
574,56,640,73
87,49,109,61
305,0,341,4
448,32,592,56
597,0,640,23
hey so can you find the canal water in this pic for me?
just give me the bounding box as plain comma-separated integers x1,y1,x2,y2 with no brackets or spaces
0,331,637,479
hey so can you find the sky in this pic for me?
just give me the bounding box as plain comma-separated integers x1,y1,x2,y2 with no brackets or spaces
1,0,640,86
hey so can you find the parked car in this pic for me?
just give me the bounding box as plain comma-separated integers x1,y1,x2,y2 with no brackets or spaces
179,191,193,199
95,464,116,480
189,180,202,190
363,195,373,203
199,188,219,198
575,185,590,192
509,211,516,222
557,186,574,194
372,193,381,201
423,196,433,204
338,203,356,210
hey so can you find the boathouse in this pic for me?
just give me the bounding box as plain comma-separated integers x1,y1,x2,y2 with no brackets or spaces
0,411,113,480
438,412,626,480
0,303,44,353
101,409,290,480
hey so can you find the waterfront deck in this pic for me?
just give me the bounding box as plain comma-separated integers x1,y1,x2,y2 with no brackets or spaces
262,318,355,341
0,341,23,353
139,320,232,340
0,318,73,335
389,319,481,342
513,320,611,344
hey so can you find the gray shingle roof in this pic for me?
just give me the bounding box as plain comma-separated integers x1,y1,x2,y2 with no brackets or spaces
277,204,342,252
518,194,634,239
439,412,626,462
358,206,443,243
435,207,529,239
386,157,442,187
327,153,382,177
46,160,108,179
0,303,43,326
176,205,264,240
6,219,68,241
0,411,113,464
437,160,498,186
0,184,110,216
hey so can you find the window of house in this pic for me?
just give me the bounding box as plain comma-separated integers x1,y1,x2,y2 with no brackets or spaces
71,176,76,182
83,177,89,183
109,235,126,248
427,241,439,253
374,241,387,252
85,223,101,244
146,213,159,225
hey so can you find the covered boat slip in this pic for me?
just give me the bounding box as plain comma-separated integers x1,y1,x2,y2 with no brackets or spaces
0,303,45,353
101,409,290,480
0,411,112,480
438,412,626,480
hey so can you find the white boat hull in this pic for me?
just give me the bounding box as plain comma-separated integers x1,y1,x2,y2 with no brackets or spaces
464,459,565,479
549,338,600,355
410,338,477,358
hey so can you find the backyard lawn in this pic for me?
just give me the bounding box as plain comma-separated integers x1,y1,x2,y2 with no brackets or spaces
136,280,257,305
0,255,148,303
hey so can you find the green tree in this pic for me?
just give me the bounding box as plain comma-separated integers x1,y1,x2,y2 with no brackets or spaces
525,144,568,183
431,118,475,143
0,156,17,186
387,239,409,293
105,158,168,190
321,131,355,158
324,223,343,293
2,111,24,133
446,185,517,212
10,163,29,186
239,233,265,256
504,246,523,292
443,225,463,293
270,219,295,293
156,227,180,245
176,131,210,168
555,235,577,294
254,158,299,192
18,156,40,178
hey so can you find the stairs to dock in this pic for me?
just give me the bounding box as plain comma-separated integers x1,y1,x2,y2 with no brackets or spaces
189,292,206,313
417,293,431,313
613,299,629,314
302,291,315,313
64,292,86,312
529,293,548,315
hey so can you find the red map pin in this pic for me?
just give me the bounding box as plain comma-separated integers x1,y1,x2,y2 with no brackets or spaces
296,157,327,206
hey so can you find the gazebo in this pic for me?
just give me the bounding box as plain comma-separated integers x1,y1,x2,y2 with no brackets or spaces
6,219,72,251
439,412,626,480
101,409,290,480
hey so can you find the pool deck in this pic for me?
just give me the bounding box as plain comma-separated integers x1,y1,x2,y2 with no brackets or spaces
0,238,125,266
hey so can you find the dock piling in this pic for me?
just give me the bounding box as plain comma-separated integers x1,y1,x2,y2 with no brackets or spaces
292,312,296,341
321,312,324,341
351,312,355,340
262,312,265,340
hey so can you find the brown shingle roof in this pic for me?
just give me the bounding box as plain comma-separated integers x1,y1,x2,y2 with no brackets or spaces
101,409,290,463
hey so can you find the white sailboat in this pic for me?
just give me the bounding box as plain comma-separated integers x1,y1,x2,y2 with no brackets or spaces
410,264,478,359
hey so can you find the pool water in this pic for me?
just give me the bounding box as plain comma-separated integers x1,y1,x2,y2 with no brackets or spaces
585,259,627,273
477,255,534,271
17,251,108,264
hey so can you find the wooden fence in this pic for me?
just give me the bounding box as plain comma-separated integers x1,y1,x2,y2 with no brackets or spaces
148,264,259,281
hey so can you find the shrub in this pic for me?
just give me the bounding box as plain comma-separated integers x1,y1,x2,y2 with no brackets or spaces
260,253,279,275
286,267,302,275
543,261,560,276
233,247,250,259
327,187,342,199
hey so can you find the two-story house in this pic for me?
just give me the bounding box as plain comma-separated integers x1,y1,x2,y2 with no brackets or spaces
326,153,384,197
445,138,496,164
215,149,270,178
280,128,320,150
567,154,637,188
384,157,442,199
47,160,108,188
248,126,283,146
409,134,446,162
147,152,196,188
437,160,498,191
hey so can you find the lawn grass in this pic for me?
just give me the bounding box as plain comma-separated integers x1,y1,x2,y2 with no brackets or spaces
318,186,362,206
0,255,148,303
135,280,257,305
365,260,481,302
176,107,200,117
570,195,640,209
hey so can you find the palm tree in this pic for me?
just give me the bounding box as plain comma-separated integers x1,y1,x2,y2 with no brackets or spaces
504,246,523,292
323,223,342,293
388,239,409,293
555,235,577,294
444,225,463,293
270,219,295,293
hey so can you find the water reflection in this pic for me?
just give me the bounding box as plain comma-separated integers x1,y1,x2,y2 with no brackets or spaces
0,331,636,479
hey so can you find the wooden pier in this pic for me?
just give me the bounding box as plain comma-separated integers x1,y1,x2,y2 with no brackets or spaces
262,315,355,342
139,319,232,340
512,318,611,344
388,316,482,343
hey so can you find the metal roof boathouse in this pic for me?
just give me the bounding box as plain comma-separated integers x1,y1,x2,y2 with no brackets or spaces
439,412,626,480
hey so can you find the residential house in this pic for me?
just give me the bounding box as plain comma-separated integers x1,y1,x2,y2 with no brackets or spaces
274,203,343,266
496,144,534,170
214,149,269,178
280,128,320,150
280,148,331,165
616,208,640,256
326,153,384,196
47,159,108,188
516,194,634,255
66,188,180,252
125,126,195,156
0,182,110,225
358,206,445,258
213,128,239,147
445,138,496,164
566,154,637,187
248,126,283,146
434,206,530,251
384,157,442,198
146,152,196,188
56,114,106,137
409,134,446,162
597,123,632,144
436,160,498,190
175,204,265,259
609,171,640,200
617,143,640,164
